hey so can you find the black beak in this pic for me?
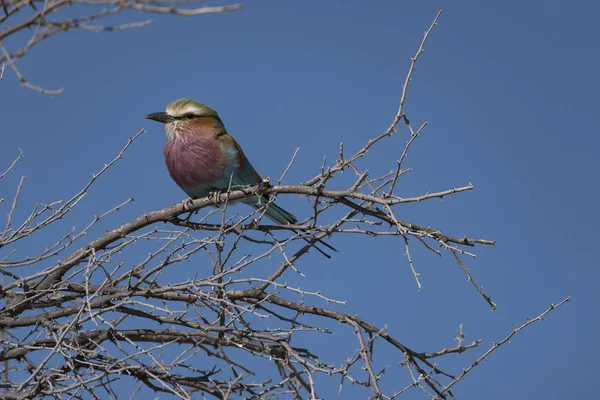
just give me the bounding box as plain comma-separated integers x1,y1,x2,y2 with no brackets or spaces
146,112,171,124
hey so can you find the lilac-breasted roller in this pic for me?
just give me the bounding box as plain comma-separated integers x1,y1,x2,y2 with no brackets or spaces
146,98,299,225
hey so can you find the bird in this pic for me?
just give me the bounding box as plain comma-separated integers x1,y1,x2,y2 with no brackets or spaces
146,98,335,256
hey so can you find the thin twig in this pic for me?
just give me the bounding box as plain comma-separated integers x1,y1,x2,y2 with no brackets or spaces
434,297,571,399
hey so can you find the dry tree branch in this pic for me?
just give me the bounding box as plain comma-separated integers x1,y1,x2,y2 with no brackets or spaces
0,150,22,181
452,249,498,310
306,10,443,190
0,129,144,252
0,9,570,399
434,297,571,399
0,1,242,94
0,41,63,94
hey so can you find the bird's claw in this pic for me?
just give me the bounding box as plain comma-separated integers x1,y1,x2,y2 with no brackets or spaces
209,189,226,205
183,199,198,223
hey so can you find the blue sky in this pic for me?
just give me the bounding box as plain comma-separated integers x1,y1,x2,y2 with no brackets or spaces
1,0,598,398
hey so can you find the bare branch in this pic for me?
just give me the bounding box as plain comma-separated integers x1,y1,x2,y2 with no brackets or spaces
452,249,498,310
0,1,242,94
0,150,22,181
0,41,63,94
434,297,571,398
0,9,569,399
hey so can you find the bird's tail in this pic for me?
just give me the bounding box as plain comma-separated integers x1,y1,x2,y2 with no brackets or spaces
244,196,337,258
263,202,299,225
244,196,298,225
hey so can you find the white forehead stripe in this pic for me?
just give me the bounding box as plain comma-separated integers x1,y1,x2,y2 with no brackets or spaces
167,104,204,118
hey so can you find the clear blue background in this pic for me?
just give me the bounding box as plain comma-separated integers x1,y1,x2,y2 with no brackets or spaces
1,1,597,398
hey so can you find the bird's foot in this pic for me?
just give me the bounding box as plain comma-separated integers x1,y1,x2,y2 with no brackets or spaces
175,198,198,224
209,189,227,205
184,197,195,209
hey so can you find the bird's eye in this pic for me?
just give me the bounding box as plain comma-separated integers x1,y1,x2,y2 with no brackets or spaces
185,113,195,119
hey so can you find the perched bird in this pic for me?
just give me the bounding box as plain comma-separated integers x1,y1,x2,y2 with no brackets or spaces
146,98,335,257
146,98,298,225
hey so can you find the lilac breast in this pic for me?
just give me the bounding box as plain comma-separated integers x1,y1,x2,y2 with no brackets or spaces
163,132,225,196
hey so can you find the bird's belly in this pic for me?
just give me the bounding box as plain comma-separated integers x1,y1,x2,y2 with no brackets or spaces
164,137,237,199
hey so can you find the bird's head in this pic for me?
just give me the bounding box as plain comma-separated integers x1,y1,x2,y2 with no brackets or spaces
146,98,221,137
